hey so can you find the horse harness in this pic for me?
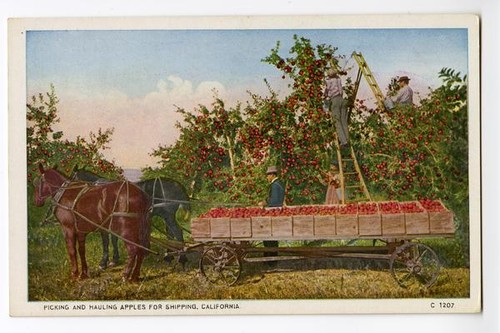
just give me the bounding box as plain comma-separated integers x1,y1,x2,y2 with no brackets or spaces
45,177,156,254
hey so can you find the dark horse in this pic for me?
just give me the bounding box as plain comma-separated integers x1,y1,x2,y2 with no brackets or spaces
34,165,151,282
73,169,190,269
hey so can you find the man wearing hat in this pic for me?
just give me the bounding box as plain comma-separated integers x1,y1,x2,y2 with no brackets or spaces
391,76,413,106
260,166,285,261
264,166,285,208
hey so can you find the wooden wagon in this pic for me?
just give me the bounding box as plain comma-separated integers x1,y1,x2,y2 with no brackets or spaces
188,199,455,288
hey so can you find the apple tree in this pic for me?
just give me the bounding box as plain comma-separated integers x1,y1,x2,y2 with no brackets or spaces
145,97,245,203
27,85,122,185
350,68,469,262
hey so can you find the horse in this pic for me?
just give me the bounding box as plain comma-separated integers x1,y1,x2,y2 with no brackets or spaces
72,169,190,269
34,165,151,282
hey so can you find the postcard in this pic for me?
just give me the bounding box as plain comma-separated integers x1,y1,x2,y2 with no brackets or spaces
8,14,480,316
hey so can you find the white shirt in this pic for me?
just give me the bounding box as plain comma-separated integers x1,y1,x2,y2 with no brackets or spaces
392,85,413,105
324,77,343,99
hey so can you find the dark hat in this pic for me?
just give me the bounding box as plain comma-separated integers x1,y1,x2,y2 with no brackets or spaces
398,76,410,82
266,166,278,174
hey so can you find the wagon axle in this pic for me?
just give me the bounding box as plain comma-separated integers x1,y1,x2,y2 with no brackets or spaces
196,241,441,288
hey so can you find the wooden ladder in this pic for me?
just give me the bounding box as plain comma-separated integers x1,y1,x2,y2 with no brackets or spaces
328,52,378,203
351,52,386,111
334,136,372,204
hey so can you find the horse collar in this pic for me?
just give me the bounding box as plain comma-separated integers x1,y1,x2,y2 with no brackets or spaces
52,180,71,205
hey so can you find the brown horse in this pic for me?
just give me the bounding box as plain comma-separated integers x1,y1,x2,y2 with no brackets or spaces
34,165,151,282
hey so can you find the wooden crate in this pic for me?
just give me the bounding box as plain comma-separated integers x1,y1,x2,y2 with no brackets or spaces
210,218,231,238
336,214,358,236
381,214,405,235
313,215,336,237
272,216,293,238
293,215,314,237
429,204,455,234
191,218,211,239
379,202,405,235
251,216,272,238
230,217,252,238
403,201,430,235
358,202,381,236
358,214,381,236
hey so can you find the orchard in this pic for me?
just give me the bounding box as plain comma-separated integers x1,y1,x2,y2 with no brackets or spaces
149,36,470,263
25,37,469,265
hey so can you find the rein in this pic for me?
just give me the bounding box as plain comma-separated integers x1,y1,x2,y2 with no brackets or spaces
151,197,246,207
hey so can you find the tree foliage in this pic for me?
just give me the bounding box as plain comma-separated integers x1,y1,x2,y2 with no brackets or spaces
147,36,470,263
26,84,122,183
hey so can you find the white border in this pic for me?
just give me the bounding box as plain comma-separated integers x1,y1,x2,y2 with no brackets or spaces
8,14,481,317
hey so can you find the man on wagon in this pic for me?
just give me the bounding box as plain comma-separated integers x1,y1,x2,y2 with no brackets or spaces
259,166,285,262
264,165,285,208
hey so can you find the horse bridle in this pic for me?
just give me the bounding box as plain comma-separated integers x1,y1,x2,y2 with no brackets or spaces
35,174,69,203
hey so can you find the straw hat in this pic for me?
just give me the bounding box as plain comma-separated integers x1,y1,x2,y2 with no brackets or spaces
266,166,278,174
326,68,337,77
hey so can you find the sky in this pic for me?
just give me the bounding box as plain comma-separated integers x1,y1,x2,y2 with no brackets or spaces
26,28,468,169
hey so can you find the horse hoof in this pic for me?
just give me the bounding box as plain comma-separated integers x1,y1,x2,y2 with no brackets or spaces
99,263,107,270
109,261,117,268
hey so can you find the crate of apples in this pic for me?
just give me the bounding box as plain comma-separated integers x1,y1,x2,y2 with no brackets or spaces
401,201,429,235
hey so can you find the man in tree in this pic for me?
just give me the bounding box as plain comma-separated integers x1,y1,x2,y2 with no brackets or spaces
324,68,349,148
259,165,285,262
391,76,413,106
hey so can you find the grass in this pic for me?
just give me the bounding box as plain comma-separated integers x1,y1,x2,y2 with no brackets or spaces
27,221,470,301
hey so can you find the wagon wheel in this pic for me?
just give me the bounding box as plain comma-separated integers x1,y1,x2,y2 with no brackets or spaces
389,242,440,288
200,245,241,286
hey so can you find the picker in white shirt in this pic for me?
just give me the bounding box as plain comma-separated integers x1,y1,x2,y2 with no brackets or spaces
324,68,349,147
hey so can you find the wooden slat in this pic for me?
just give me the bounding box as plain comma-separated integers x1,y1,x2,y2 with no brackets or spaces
336,214,358,236
429,211,455,234
244,256,306,263
358,214,382,236
210,218,231,238
405,212,430,234
251,216,272,238
293,215,314,237
231,218,252,238
272,216,293,237
314,215,336,237
191,218,211,239
382,213,406,235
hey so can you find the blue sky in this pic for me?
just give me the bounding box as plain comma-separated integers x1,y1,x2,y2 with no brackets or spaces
27,28,468,95
26,28,468,168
